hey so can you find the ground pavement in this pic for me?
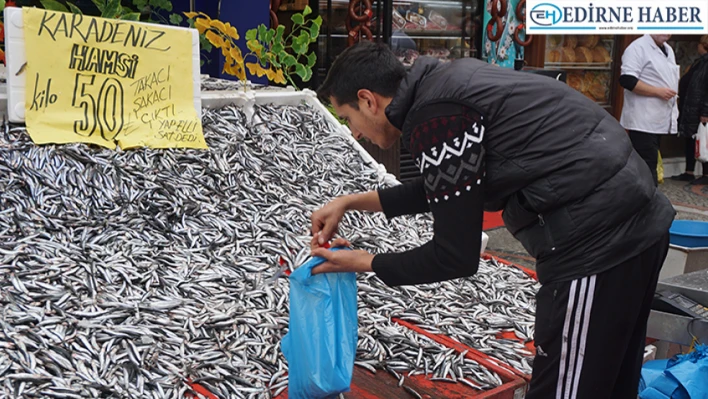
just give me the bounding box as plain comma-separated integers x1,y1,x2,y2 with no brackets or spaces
484,179,708,270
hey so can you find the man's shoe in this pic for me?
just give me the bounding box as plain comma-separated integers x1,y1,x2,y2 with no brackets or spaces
671,173,697,182
690,176,708,185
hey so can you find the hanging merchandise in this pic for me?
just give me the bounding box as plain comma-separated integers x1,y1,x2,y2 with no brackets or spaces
482,0,529,68
270,0,281,28
346,0,374,47
348,24,374,47
512,0,532,47
486,0,505,42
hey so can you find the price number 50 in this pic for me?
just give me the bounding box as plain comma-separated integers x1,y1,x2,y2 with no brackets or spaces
72,73,125,141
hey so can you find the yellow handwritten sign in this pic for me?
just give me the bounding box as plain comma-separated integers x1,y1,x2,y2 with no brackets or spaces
23,8,207,150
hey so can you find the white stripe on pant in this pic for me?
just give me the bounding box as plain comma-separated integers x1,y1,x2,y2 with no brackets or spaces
555,275,598,399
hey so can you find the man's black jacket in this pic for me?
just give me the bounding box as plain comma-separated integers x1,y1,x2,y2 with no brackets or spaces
678,53,708,137
371,57,676,285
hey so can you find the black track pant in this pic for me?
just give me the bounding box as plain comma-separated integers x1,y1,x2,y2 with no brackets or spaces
525,233,669,399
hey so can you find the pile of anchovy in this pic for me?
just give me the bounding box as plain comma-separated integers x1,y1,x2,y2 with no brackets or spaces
200,76,284,92
358,260,538,375
0,101,537,398
355,308,505,393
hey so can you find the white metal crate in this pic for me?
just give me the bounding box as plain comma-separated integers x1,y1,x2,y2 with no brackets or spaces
202,88,399,187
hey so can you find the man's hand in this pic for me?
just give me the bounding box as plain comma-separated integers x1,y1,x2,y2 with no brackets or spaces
700,116,708,124
654,87,677,101
310,238,374,275
311,191,384,250
311,198,348,249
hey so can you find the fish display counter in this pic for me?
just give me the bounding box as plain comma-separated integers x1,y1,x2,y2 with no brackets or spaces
0,88,534,398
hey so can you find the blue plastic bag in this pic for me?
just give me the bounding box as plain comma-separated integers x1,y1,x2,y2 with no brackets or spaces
281,247,358,399
639,344,708,399
640,359,669,392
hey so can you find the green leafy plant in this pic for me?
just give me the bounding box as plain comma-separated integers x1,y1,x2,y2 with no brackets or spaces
131,0,173,23
185,5,321,89
39,0,140,20
33,0,322,89
38,0,173,22
245,5,321,88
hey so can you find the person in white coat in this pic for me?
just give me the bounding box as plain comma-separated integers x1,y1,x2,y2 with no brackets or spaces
619,34,680,186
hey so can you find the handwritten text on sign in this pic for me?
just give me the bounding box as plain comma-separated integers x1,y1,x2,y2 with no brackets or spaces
24,8,206,150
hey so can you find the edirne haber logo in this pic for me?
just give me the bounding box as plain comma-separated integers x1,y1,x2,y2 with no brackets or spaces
526,0,708,34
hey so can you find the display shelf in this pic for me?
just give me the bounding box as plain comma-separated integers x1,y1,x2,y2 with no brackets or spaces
330,27,382,34
332,33,464,41
332,28,461,36
407,34,465,40
543,62,613,70
394,0,472,7
322,0,471,3
322,0,474,8
312,0,481,177
401,28,463,35
313,0,479,92
524,30,626,117
565,69,613,104
540,34,618,108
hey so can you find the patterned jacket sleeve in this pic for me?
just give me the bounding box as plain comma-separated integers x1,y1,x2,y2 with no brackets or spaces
371,102,486,286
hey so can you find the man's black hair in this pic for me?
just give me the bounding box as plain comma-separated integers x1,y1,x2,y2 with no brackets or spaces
317,41,406,108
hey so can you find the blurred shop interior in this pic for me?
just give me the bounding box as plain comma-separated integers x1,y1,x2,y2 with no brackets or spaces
200,0,706,182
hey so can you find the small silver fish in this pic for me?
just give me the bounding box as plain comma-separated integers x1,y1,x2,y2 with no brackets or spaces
0,81,537,398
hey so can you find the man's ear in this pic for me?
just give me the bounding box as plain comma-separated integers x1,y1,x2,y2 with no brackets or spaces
357,89,378,113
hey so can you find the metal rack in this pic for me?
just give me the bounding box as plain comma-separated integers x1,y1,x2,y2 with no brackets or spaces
540,35,618,109
648,269,708,345
312,0,480,79
543,62,613,70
